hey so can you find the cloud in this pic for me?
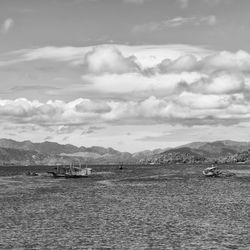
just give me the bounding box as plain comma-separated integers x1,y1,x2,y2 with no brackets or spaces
103,95,250,126
157,54,198,73
81,46,140,74
1,18,14,34
132,15,217,32
82,71,204,98
4,124,40,133
75,99,111,113
177,92,243,110
191,72,245,95
55,125,82,135
0,93,250,128
10,85,60,92
0,98,105,125
200,50,250,73
9,44,249,100
2,44,250,128
18,46,90,62
4,44,211,69
81,126,104,135
7,44,211,75
3,44,250,96
156,50,250,74
80,49,249,99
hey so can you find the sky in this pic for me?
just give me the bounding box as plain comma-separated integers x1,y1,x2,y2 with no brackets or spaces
1,0,250,152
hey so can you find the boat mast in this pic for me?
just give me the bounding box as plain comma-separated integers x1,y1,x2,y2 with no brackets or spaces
85,161,88,175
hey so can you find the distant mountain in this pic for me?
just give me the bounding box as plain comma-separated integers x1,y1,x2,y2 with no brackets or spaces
0,138,135,165
143,140,250,164
145,147,207,164
60,151,134,164
0,147,56,166
197,142,237,157
180,140,250,157
132,148,170,163
178,142,208,149
0,138,126,156
0,139,81,155
1,138,250,166
0,147,40,164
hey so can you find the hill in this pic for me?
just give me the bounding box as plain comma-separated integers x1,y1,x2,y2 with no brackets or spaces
0,139,82,155
181,140,250,157
144,147,207,164
0,138,135,165
1,138,250,165
143,140,250,164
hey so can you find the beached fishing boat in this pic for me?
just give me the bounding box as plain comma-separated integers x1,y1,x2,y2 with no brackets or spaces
203,166,222,177
203,166,236,178
48,164,92,178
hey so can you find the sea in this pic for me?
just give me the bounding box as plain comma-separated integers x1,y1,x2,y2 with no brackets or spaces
0,164,249,250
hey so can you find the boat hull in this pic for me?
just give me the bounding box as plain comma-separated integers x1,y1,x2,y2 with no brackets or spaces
65,174,88,178
47,168,91,178
202,171,221,177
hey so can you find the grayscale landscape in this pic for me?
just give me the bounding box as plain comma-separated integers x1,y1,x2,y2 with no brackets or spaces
0,0,250,249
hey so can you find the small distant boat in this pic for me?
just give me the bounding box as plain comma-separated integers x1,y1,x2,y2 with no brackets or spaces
48,163,92,178
203,166,222,177
119,162,124,170
203,166,235,178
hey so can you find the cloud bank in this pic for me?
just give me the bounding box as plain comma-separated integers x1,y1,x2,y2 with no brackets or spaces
1,44,250,130
0,91,249,129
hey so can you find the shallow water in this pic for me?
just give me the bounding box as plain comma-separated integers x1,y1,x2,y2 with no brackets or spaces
0,164,249,249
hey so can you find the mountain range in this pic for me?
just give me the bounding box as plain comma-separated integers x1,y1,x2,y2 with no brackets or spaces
0,138,250,165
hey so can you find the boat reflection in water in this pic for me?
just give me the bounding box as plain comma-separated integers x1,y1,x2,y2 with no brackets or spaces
48,163,92,178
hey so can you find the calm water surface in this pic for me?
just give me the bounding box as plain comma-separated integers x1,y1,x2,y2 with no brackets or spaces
0,164,249,249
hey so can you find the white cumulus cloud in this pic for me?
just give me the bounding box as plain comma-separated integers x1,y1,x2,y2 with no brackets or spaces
2,44,250,128
0,94,250,128
1,18,14,34
82,46,140,74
